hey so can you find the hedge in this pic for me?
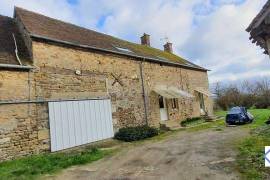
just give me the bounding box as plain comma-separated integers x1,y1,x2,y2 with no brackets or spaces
114,125,159,142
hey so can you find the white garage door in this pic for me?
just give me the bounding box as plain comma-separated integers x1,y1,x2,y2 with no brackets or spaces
48,99,114,152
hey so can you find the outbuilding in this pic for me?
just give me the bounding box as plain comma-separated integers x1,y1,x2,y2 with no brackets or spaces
247,0,270,55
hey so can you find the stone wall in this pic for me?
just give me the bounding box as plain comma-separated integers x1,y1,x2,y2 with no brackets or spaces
0,40,212,161
0,71,35,161
32,42,147,130
142,62,212,126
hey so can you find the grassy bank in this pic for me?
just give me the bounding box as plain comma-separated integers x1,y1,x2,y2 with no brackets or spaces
187,119,225,132
237,126,270,179
216,109,270,179
0,148,113,180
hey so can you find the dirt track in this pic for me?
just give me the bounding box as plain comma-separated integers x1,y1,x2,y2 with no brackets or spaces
47,127,248,180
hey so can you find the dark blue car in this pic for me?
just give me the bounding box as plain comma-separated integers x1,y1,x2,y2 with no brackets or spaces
226,107,254,125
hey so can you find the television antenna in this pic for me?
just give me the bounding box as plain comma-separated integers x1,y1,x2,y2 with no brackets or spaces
160,36,170,43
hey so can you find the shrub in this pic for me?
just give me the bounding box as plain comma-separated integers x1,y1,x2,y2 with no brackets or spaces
114,125,159,142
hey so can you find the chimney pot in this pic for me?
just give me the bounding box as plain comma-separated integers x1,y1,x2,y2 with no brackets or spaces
141,33,150,46
164,42,173,53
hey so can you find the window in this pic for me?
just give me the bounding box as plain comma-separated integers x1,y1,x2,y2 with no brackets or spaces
198,93,205,112
172,98,178,109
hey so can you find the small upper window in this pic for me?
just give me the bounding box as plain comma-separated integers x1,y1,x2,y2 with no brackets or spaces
114,46,133,53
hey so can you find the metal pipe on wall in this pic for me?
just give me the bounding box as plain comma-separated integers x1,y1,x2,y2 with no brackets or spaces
139,60,148,125
0,97,110,105
0,63,33,70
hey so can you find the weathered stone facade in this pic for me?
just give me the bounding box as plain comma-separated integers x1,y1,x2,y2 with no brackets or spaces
32,42,147,129
0,40,212,161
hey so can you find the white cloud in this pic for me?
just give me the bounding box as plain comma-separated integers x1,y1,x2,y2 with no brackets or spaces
0,0,78,23
0,0,269,84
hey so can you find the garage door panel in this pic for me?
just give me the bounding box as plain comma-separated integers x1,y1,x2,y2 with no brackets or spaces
94,100,102,141
60,102,69,149
73,101,81,146
48,103,57,151
104,100,112,139
66,102,76,148
49,99,114,152
106,100,114,136
99,101,106,139
80,101,88,144
55,103,61,150
100,101,106,139
90,101,98,142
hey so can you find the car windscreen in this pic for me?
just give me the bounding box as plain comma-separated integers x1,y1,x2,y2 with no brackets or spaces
228,107,242,114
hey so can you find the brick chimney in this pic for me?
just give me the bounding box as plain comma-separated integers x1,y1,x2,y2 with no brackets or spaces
164,42,173,53
141,33,150,46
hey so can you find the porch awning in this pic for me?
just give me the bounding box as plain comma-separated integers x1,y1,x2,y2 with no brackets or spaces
154,86,194,99
194,87,212,97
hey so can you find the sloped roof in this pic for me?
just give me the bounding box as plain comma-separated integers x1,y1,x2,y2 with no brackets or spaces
247,0,270,54
14,7,207,71
0,15,29,65
247,0,270,32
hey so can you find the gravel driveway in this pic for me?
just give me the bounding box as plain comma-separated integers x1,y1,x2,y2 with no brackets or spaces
47,127,248,180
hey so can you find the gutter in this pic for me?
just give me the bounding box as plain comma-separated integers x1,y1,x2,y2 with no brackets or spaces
29,33,209,72
0,63,33,70
0,97,110,105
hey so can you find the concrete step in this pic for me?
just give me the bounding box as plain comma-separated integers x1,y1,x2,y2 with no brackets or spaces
160,120,183,130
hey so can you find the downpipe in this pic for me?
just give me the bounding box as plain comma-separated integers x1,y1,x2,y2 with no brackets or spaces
139,59,149,125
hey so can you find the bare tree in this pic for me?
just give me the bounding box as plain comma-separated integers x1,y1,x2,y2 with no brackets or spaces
214,78,270,110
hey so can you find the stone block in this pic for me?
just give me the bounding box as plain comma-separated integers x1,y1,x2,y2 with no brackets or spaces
38,130,49,140
0,137,10,144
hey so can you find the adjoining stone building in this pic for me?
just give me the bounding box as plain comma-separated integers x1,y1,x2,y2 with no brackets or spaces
247,0,270,55
0,7,213,161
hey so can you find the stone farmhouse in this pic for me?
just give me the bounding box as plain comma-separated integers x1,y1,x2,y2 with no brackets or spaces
0,7,213,161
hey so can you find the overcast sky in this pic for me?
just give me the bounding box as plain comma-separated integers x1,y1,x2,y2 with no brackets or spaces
1,0,269,84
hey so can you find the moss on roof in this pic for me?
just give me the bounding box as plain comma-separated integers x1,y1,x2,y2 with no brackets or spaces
15,7,205,70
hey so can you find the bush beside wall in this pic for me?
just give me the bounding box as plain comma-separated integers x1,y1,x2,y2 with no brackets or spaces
114,125,159,142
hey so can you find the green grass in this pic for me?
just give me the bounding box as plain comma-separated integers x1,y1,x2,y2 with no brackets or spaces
180,117,205,127
237,126,270,179
0,148,114,180
187,119,225,132
180,115,226,132
214,110,227,117
214,109,270,179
